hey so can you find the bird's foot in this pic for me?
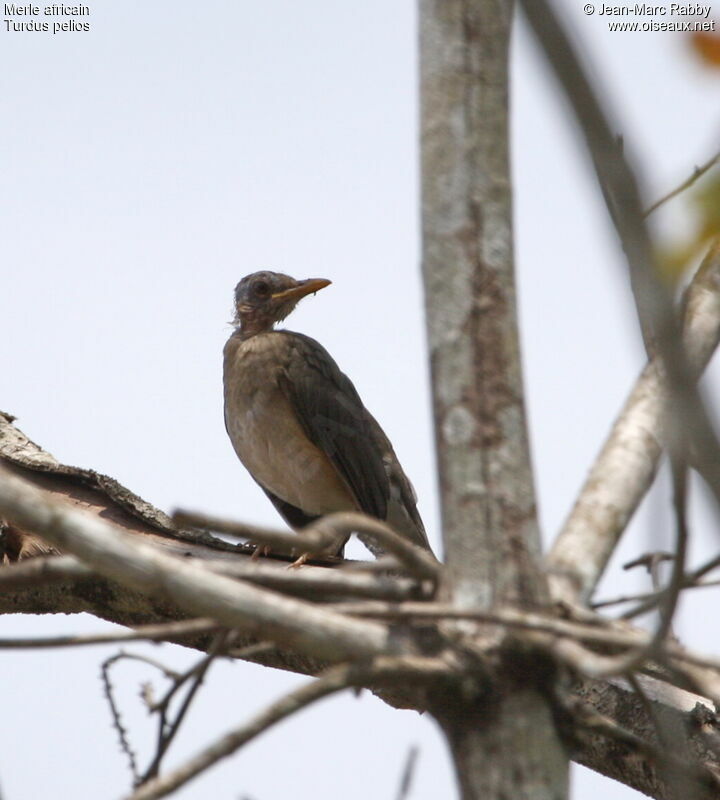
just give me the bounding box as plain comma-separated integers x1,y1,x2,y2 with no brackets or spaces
251,544,271,560
287,552,310,569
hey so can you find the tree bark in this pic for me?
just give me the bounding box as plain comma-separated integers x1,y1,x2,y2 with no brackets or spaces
419,1,568,796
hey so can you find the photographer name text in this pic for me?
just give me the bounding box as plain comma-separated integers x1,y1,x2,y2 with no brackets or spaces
596,3,711,15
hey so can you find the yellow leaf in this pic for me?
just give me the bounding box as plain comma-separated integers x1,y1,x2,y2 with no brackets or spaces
690,31,720,67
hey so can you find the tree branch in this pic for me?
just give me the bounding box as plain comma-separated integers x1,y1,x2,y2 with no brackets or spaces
570,697,720,798
0,465,395,662
548,239,720,603
127,656,454,800
645,148,720,217
175,508,441,581
571,675,720,799
0,618,221,649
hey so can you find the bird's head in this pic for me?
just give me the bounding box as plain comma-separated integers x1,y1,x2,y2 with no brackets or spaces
232,271,331,335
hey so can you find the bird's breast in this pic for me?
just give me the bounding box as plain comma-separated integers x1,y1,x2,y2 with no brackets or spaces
223,334,357,516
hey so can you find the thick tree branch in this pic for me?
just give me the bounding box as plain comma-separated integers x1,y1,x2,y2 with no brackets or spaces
571,675,720,799
548,240,720,604
0,465,395,662
570,696,720,798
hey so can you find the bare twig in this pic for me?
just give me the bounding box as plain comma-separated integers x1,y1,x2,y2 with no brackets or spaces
102,652,145,783
0,549,427,604
395,745,420,800
102,642,237,788
577,457,689,679
333,600,720,677
623,551,674,576
126,656,454,800
339,556,406,573
206,556,427,600
0,554,91,588
690,552,720,583
645,148,720,217
0,618,221,649
173,510,313,553
227,641,277,661
308,513,441,579
593,578,720,611
139,631,232,784
621,552,720,619
175,509,441,582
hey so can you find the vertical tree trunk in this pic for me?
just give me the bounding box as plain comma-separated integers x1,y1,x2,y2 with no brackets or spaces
419,1,568,796
420,0,544,609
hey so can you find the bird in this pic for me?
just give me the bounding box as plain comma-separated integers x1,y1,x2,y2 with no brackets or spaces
223,270,431,559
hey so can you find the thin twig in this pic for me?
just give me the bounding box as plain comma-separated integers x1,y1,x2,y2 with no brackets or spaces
102,652,141,783
139,631,232,784
0,618,222,649
600,456,689,674
173,510,316,553
175,509,441,581
621,552,720,618
623,551,674,575
690,552,720,583
332,600,720,676
309,513,440,580
395,745,420,800
210,557,425,599
126,656,454,800
0,554,91,588
645,148,720,217
0,548,427,603
339,556,406,573
592,578,720,611
226,641,278,662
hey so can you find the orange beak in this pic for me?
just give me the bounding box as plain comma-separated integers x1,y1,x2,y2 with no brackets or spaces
271,278,331,302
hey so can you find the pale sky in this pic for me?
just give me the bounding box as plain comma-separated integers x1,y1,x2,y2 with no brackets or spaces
2,1,720,798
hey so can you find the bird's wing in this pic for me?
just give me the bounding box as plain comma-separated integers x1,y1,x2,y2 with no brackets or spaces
363,408,431,550
278,332,389,520
257,484,320,529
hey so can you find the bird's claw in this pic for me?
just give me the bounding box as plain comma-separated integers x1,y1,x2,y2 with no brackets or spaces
287,552,310,569
251,544,271,560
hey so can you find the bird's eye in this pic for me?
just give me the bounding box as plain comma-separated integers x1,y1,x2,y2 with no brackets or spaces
253,280,270,297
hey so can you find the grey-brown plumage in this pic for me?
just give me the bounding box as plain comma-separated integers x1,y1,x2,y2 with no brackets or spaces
223,270,429,556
